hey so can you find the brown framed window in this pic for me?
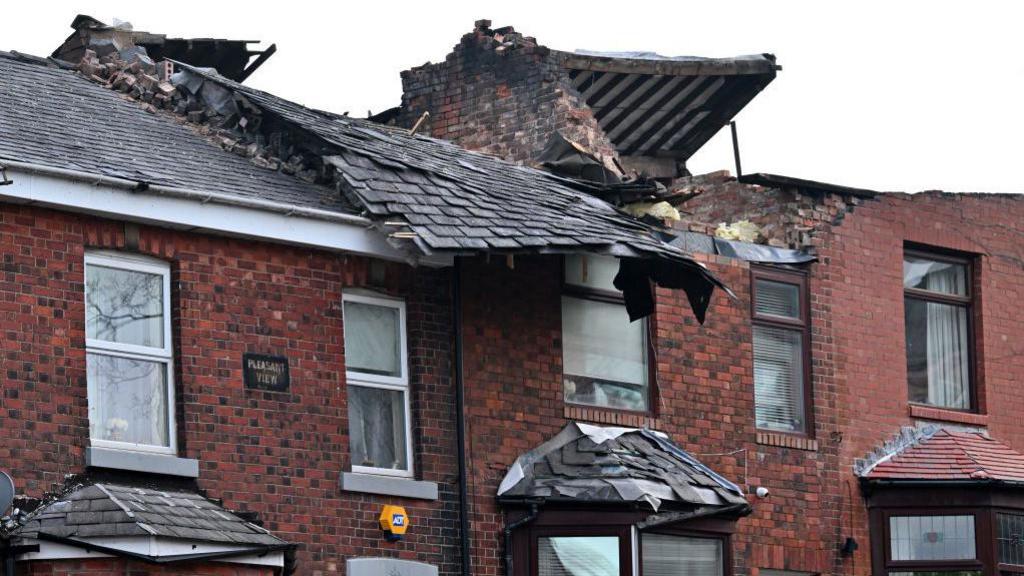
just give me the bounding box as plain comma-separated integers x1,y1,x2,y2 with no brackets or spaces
532,525,633,576
562,255,651,413
903,249,974,411
878,509,984,576
750,267,811,434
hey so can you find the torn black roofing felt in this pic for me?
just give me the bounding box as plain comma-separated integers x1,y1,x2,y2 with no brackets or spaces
497,422,748,513
0,51,350,215
11,482,288,548
170,62,731,321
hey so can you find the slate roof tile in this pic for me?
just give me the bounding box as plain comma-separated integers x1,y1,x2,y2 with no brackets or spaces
12,483,288,548
499,423,747,512
0,53,353,216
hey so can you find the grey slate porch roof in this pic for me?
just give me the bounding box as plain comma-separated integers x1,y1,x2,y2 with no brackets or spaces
498,422,748,512
12,483,285,547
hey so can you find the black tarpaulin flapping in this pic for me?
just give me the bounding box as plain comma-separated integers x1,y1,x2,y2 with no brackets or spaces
614,258,730,323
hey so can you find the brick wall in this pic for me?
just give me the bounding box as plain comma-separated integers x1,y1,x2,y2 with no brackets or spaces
814,191,1024,573
396,22,618,166
675,172,862,249
456,253,841,576
0,202,461,576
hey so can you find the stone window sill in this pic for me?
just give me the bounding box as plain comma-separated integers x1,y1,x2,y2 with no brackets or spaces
340,472,438,500
909,404,988,427
86,446,199,478
564,405,658,428
756,431,818,451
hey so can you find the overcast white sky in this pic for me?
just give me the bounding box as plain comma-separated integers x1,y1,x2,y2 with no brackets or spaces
7,1,1024,193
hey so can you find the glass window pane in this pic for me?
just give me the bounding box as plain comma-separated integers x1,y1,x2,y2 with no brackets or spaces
753,325,805,432
905,298,970,409
87,353,169,447
562,296,647,411
348,385,408,471
643,533,723,576
86,264,165,348
997,512,1024,566
538,536,619,576
565,255,620,292
889,515,976,561
755,279,801,319
889,572,981,576
344,300,402,378
904,256,967,296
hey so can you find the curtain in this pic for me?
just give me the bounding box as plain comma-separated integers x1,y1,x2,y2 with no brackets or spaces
923,269,969,409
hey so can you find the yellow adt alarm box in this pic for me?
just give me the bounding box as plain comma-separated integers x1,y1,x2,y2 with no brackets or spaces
379,505,409,541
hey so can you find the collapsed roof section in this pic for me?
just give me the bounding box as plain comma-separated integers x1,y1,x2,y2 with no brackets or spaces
166,62,730,321
52,15,275,83
0,51,346,213
498,422,749,516
10,482,291,565
557,50,779,162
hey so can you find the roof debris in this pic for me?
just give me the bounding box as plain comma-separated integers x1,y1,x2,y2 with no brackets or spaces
498,422,748,513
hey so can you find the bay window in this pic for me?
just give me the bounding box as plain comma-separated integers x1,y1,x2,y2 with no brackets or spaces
903,250,974,411
751,267,810,434
85,251,174,453
342,292,412,476
562,255,649,413
529,526,727,576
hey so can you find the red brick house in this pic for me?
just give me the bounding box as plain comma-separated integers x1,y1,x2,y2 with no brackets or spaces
0,15,1022,576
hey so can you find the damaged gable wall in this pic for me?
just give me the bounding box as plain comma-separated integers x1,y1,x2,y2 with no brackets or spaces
396,20,619,167
673,171,867,249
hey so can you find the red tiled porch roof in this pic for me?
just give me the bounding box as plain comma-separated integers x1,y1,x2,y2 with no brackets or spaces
865,429,1024,482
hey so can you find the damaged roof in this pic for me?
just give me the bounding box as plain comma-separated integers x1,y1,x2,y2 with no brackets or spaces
12,482,287,547
857,427,1024,484
53,15,275,83
169,63,727,320
557,50,778,160
0,51,349,214
497,422,748,512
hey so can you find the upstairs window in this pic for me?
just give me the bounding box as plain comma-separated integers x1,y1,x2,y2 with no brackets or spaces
85,252,175,453
903,250,974,410
751,267,811,434
562,255,649,413
343,292,413,477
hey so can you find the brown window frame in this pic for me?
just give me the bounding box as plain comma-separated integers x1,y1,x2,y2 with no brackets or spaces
512,508,734,576
560,255,658,417
749,265,813,437
879,507,986,574
903,246,978,413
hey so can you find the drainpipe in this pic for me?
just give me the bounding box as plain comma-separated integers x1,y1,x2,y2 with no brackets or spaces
452,257,472,576
504,503,540,576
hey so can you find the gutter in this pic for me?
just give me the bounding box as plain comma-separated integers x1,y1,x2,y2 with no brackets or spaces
35,532,293,564
0,159,373,226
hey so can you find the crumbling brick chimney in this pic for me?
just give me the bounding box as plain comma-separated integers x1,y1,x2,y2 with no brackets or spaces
396,20,619,167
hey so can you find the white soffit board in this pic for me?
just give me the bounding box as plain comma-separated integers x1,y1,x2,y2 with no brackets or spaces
0,170,452,266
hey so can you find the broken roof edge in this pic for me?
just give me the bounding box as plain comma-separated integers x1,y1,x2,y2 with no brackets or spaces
557,49,780,76
738,172,878,198
497,422,747,513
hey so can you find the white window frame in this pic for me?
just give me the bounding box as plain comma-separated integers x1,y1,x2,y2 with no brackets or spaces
84,250,175,455
342,291,413,478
